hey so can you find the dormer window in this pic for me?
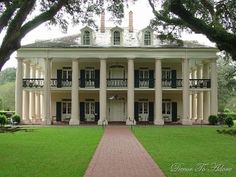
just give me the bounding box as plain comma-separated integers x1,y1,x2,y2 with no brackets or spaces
81,26,93,46
111,26,123,46
113,31,120,45
83,31,91,45
144,31,151,46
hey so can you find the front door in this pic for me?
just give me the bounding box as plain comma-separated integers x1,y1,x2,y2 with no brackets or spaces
109,100,125,122
162,101,172,122
138,102,149,121
62,101,71,121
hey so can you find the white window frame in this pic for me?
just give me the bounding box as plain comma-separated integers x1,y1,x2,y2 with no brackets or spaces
85,101,95,121
83,30,91,45
85,67,95,87
138,101,149,121
141,27,153,46
111,27,123,46
139,68,149,88
80,26,93,46
144,31,151,46
162,101,172,121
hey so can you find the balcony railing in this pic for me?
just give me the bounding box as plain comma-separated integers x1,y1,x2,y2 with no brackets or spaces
189,79,211,88
107,78,127,87
51,79,72,87
138,78,155,88
162,79,182,88
23,79,44,88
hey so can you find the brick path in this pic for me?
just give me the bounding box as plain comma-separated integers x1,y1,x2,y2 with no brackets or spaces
84,126,166,177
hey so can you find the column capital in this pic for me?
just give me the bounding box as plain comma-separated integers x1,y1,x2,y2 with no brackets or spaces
15,57,24,61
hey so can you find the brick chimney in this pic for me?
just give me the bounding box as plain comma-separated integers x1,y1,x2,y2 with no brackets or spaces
129,11,133,32
100,11,105,33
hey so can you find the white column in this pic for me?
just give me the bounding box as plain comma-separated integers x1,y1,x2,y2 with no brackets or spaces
182,58,192,125
197,65,203,120
29,64,36,121
42,58,51,125
203,62,210,122
98,58,108,125
210,59,218,115
40,70,44,120
23,61,30,123
35,67,41,119
126,58,136,125
15,58,23,119
154,59,164,125
191,69,197,119
70,59,80,125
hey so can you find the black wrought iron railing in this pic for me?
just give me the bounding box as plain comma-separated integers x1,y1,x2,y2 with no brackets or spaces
22,78,44,88
162,79,182,88
189,79,211,88
139,78,152,88
107,78,127,87
51,79,72,87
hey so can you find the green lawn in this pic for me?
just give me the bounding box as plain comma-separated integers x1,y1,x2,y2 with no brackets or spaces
134,126,236,177
0,127,103,177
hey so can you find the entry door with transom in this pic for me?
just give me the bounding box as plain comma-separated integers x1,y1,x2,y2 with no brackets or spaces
138,101,149,121
62,101,71,121
109,99,125,122
162,101,172,121
85,101,95,121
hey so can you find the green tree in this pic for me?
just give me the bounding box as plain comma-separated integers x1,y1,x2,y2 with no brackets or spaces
217,55,236,111
0,82,15,111
148,0,236,60
0,0,125,70
0,67,16,84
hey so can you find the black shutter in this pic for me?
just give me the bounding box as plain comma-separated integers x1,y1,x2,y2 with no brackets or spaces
57,70,62,88
134,102,139,122
56,102,62,122
171,70,177,88
80,70,85,88
95,102,100,122
148,102,154,122
134,70,139,88
95,70,100,88
149,70,154,88
172,102,177,122
80,102,85,121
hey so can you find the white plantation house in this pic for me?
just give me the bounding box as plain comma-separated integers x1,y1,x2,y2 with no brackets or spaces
15,11,218,125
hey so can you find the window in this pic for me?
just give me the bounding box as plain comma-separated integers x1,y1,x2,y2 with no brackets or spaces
83,30,90,45
85,67,95,87
144,31,151,45
113,31,120,45
139,69,149,87
62,102,71,114
62,69,72,81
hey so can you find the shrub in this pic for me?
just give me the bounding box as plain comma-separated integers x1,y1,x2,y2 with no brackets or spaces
208,115,218,125
225,117,234,127
12,114,21,125
0,114,7,127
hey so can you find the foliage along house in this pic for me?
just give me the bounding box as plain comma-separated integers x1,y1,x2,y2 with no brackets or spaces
15,11,218,125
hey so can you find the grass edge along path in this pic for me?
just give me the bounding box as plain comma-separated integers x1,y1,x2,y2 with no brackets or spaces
0,127,103,177
133,126,236,177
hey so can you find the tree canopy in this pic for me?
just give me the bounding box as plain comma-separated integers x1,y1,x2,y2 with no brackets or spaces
148,0,236,60
0,0,126,70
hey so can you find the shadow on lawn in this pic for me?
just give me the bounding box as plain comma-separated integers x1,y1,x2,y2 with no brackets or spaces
0,126,34,133
217,129,236,137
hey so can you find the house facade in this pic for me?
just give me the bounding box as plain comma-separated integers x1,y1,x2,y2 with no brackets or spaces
15,12,218,125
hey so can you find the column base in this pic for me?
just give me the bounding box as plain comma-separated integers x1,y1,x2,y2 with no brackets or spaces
154,119,164,125
126,119,136,125
97,119,108,125
42,119,51,125
182,119,192,125
22,119,31,124
69,119,80,125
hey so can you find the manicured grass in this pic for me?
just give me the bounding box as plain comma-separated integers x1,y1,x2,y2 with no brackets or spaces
134,126,236,177
0,127,103,177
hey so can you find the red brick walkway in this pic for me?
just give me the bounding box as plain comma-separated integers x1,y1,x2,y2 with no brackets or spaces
84,126,166,177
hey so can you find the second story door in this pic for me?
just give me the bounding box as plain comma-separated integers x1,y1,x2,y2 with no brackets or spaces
139,69,149,87
85,67,95,87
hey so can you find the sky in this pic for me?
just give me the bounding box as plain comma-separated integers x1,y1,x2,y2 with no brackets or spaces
1,0,214,70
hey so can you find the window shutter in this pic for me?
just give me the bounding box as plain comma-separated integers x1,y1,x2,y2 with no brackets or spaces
95,102,100,122
149,70,154,88
172,102,177,122
80,102,85,121
57,70,62,88
95,70,100,88
134,70,139,88
80,70,85,88
134,102,139,122
56,102,62,122
148,102,154,122
171,70,177,88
